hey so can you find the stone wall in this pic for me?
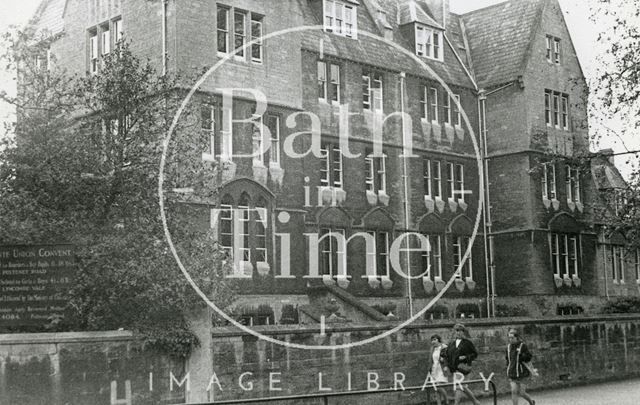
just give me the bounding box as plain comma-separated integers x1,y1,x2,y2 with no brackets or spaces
195,315,640,403
0,331,184,405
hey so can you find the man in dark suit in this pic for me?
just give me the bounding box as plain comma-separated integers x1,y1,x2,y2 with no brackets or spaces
445,323,480,405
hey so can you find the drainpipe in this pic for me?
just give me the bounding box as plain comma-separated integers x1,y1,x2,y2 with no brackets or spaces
602,227,609,299
478,82,514,318
478,91,491,318
162,0,168,76
400,72,414,319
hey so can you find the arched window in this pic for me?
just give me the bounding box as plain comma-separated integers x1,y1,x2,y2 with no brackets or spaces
213,184,273,276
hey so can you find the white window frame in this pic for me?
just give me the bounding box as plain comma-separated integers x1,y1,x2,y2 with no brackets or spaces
318,61,328,101
253,116,266,167
217,6,230,54
443,94,451,125
320,228,346,276
447,162,455,200
219,204,234,259
433,160,442,199
453,236,473,280
561,95,569,130
221,105,233,160
201,104,217,159
566,166,580,203
330,63,341,104
365,150,386,194
367,231,390,277
423,158,432,198
320,144,343,188
545,91,552,127
362,74,371,110
551,233,560,277
101,27,110,56
250,14,263,63
546,36,552,61
254,206,268,263
569,236,578,278
114,19,123,43
323,0,358,38
233,10,247,61
422,234,442,279
455,164,465,202
238,203,251,262
553,93,560,128
612,245,625,283
89,32,99,74
635,249,640,282
420,86,428,120
415,25,443,61
554,38,561,64
542,162,557,200
363,72,383,113
453,94,461,127
267,115,280,166
429,87,438,123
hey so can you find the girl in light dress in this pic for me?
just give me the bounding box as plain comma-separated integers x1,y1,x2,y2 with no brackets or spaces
430,334,449,405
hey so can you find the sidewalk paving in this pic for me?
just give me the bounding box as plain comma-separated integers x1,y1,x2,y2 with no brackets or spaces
477,378,640,405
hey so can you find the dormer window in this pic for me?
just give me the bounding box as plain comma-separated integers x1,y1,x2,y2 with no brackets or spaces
324,0,358,38
416,25,443,61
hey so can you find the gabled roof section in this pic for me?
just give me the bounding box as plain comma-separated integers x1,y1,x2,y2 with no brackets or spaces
298,0,475,89
398,1,444,29
30,0,67,39
591,154,628,190
461,0,544,89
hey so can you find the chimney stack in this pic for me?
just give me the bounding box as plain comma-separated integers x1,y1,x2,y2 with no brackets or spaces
598,148,615,165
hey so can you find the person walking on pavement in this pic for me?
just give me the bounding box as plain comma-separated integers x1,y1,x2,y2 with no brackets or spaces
506,328,536,405
430,334,449,405
445,323,480,405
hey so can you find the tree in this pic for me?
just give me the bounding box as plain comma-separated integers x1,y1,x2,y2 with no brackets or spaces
590,1,640,252
0,29,234,358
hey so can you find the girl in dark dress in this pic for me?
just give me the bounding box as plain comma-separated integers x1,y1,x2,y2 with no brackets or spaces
506,329,535,405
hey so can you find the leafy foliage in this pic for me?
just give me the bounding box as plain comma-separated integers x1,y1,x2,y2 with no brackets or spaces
591,2,640,250
0,31,233,358
602,297,640,314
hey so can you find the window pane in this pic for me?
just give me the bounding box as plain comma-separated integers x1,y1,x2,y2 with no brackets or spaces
217,7,229,53
330,64,340,102
362,74,371,109
318,61,327,99
424,158,431,197
267,115,280,165
234,12,246,57
251,18,263,62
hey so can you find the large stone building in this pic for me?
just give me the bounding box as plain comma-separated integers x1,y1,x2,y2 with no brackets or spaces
29,0,638,322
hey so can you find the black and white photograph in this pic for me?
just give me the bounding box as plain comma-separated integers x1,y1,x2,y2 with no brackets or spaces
0,0,639,404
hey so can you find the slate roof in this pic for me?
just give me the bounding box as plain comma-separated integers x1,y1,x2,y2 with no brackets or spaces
461,0,545,89
591,155,628,190
398,1,443,29
298,0,475,89
30,0,67,39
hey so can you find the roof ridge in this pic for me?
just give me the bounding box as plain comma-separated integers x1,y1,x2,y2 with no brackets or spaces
516,0,547,80
459,0,511,16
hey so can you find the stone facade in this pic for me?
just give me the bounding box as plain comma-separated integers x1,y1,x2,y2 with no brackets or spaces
29,0,638,323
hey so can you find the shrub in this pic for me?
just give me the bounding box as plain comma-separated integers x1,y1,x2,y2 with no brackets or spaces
602,297,640,314
495,304,529,317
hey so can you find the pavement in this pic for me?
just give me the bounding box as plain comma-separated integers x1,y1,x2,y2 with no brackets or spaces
478,378,640,405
